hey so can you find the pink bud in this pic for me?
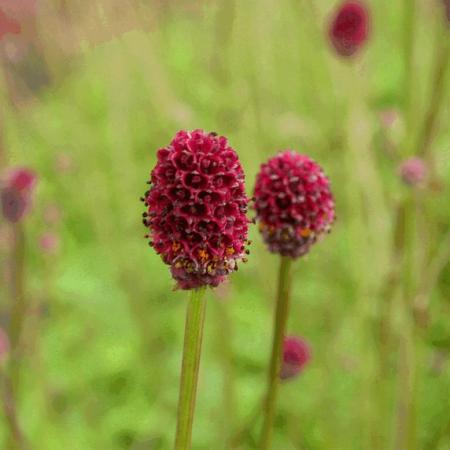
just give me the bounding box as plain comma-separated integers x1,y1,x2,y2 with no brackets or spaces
280,336,311,381
39,232,60,254
379,109,400,129
399,157,427,186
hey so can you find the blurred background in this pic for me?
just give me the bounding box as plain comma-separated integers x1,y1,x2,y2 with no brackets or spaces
0,0,449,449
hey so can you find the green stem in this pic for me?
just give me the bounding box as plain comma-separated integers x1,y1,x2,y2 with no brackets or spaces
393,197,418,450
260,256,293,450
0,371,28,450
416,37,450,160
9,225,26,399
174,287,207,450
403,0,416,133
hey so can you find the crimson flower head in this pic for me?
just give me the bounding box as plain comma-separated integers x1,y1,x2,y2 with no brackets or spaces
253,151,335,259
143,130,249,290
1,167,37,223
329,1,370,57
399,157,427,186
280,336,311,381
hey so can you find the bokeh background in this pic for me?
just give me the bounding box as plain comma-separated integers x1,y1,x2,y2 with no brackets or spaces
1,0,449,449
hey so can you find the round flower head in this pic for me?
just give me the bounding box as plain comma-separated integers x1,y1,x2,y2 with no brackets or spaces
280,336,311,381
1,167,37,223
329,1,370,57
143,130,249,290
254,151,335,259
399,157,427,186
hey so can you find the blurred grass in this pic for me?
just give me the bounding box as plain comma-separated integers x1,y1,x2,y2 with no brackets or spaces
0,0,449,449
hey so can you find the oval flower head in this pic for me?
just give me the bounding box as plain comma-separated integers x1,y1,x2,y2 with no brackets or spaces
143,130,249,290
254,151,335,259
329,1,370,57
280,336,311,381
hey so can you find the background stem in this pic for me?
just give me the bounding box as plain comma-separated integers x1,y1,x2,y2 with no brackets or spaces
260,256,293,450
174,287,207,450
8,225,26,410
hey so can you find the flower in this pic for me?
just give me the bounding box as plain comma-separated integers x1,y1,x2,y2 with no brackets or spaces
253,151,335,259
0,7,21,39
399,157,427,186
39,232,60,255
280,336,311,380
143,130,249,290
1,167,37,223
329,1,370,57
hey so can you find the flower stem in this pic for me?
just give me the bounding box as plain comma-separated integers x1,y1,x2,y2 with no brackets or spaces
9,225,26,398
260,256,293,450
0,371,28,450
174,287,207,450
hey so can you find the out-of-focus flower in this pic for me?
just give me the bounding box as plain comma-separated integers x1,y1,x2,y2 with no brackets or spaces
143,130,250,290
39,232,60,255
54,153,74,173
379,108,400,130
253,151,335,259
0,327,9,362
43,204,61,226
1,188,28,223
399,157,427,186
329,1,370,57
0,7,20,39
7,167,37,192
0,0,37,18
280,336,311,380
1,167,37,223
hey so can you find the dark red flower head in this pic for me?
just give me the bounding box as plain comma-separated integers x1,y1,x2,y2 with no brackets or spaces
329,1,370,57
280,336,311,381
1,167,37,223
253,151,335,259
143,130,249,290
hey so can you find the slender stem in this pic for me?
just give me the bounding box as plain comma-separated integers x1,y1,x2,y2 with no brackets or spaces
416,38,450,159
9,225,26,396
403,0,416,133
174,287,207,450
0,371,28,450
260,256,293,450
